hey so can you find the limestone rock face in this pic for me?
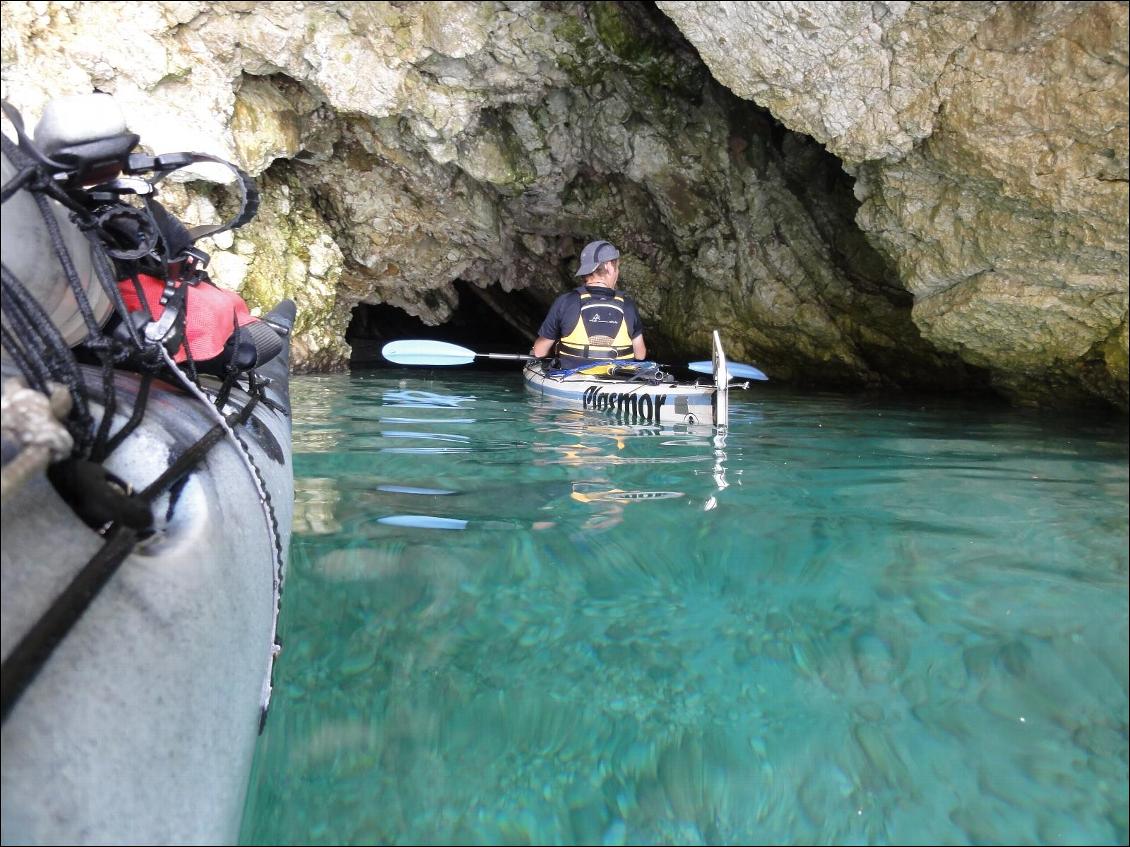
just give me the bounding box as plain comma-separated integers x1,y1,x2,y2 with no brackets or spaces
657,1,997,163
232,170,351,372
659,0,1128,408
858,2,1129,408
2,1,1125,408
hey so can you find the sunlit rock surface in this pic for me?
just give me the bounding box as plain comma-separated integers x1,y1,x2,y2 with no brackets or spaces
658,0,1128,409
2,0,1125,408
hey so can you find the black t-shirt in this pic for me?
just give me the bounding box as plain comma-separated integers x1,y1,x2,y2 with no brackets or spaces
537,285,644,343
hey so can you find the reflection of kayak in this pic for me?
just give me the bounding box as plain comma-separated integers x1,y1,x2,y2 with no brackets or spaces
1,95,293,844
523,331,738,427
570,484,685,502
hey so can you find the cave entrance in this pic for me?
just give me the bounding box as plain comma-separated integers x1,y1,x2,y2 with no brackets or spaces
346,279,548,369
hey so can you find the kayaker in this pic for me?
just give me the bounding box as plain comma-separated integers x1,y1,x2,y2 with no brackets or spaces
531,239,648,369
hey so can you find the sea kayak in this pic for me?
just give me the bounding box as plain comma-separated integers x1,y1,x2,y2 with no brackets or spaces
523,330,739,427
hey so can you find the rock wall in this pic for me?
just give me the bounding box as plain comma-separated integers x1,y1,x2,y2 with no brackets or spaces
658,0,1129,409
2,1,1125,409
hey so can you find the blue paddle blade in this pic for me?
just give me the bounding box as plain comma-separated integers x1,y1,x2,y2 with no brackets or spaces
382,339,476,365
687,361,769,381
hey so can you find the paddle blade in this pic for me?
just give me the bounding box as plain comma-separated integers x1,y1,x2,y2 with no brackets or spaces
382,339,476,366
688,360,769,381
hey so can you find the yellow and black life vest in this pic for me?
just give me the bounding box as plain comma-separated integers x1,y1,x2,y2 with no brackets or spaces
557,290,635,365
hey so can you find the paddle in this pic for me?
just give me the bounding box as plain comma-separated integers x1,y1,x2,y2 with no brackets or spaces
383,339,770,380
381,339,536,366
688,361,769,381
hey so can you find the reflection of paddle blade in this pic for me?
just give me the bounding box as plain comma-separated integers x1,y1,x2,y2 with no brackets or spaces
377,515,468,530
376,485,458,495
382,389,476,407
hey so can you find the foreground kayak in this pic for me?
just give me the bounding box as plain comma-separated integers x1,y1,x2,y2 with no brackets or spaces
1,334,294,845
523,330,740,427
1,94,293,845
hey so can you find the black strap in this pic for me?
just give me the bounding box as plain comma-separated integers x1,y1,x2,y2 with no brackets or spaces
0,394,261,723
0,523,144,723
98,372,153,460
127,151,260,245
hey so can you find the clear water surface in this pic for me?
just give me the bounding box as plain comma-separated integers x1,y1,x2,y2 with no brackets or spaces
240,370,1128,846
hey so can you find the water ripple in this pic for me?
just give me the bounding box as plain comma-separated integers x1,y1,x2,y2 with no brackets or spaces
243,373,1129,847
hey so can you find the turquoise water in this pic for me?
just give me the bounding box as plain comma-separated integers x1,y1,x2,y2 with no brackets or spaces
240,371,1129,846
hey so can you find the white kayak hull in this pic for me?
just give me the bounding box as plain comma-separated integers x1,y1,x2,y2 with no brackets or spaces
523,333,738,427
523,361,720,426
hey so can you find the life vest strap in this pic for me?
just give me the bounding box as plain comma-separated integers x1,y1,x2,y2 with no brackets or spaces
557,340,634,360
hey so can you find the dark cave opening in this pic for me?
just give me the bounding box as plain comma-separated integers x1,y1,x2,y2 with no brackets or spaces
345,279,549,370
